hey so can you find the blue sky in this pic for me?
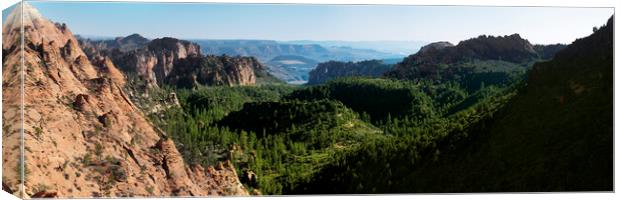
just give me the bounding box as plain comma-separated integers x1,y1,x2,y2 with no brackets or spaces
3,2,614,44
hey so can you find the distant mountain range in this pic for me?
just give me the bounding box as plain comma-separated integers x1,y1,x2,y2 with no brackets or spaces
188,39,405,83
191,39,404,62
76,34,568,87
76,36,413,83
283,40,427,56
304,34,567,88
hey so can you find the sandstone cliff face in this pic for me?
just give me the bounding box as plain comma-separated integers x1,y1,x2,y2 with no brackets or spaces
81,36,202,88
2,3,247,198
147,37,202,86
79,35,278,89
91,55,126,87
165,55,265,88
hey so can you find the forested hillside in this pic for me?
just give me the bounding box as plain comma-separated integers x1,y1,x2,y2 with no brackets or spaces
385,34,565,93
290,16,613,193
148,70,513,194
140,20,612,194
78,8,610,196
152,84,386,194
138,18,611,194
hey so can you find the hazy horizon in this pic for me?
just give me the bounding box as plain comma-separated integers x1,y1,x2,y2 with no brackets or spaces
2,2,614,45
73,34,425,43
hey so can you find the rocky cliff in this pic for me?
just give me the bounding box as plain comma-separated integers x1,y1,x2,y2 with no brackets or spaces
2,3,247,198
80,35,202,88
165,55,272,88
80,35,277,88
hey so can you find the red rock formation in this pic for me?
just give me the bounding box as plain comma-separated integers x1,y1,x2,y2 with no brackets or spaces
79,34,277,89
80,36,202,88
2,2,248,198
165,55,265,88
91,55,126,86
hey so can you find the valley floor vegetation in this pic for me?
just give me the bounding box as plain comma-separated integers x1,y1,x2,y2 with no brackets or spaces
140,75,524,194
126,15,613,196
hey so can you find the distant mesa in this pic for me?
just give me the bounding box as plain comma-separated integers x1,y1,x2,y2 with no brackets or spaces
417,41,454,54
269,55,318,64
386,33,567,82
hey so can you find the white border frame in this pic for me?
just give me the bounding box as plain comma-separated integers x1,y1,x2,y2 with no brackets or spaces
1,1,617,200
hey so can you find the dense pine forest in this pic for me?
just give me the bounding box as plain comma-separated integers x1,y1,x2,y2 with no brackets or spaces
133,16,613,195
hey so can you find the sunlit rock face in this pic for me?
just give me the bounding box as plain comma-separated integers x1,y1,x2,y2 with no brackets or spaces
2,2,248,198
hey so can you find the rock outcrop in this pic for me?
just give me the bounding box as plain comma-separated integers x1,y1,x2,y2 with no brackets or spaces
91,55,127,87
146,37,202,86
2,2,247,198
417,41,454,54
165,55,266,88
386,34,566,80
79,34,280,89
80,36,202,88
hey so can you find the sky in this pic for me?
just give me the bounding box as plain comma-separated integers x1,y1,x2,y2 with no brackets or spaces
2,2,614,44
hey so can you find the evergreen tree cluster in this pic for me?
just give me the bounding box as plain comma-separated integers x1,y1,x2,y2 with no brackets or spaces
145,16,613,195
